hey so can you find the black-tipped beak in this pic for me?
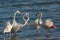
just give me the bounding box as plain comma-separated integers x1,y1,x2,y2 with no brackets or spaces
51,25,56,29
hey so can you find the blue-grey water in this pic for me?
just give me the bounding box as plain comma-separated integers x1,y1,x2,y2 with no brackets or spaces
0,0,60,40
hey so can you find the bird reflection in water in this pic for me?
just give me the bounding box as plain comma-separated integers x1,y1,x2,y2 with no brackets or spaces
45,29,52,39
45,32,51,38
36,32,53,40
4,35,20,40
36,33,42,40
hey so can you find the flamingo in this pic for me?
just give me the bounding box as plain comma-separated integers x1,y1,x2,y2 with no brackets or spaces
4,10,21,34
44,19,56,34
11,12,29,34
30,11,43,30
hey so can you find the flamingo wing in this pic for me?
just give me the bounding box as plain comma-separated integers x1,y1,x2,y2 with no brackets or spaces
4,21,13,33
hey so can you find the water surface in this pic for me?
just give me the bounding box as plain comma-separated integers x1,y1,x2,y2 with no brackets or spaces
0,0,60,40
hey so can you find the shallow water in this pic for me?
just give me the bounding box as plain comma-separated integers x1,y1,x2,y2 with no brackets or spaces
0,0,60,40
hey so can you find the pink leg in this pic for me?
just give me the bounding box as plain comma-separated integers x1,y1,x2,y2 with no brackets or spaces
45,29,52,37
36,29,40,35
14,32,16,35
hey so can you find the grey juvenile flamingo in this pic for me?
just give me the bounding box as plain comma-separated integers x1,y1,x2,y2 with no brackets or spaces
30,11,43,31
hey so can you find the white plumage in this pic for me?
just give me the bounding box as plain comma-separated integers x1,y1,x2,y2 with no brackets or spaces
4,21,13,33
4,10,21,33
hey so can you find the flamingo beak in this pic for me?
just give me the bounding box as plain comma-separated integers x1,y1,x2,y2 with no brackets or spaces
51,25,56,29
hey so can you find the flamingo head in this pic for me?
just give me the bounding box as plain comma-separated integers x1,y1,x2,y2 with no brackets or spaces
16,10,21,14
25,12,29,16
35,11,40,16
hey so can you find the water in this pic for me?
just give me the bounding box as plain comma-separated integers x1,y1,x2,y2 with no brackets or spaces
0,0,60,40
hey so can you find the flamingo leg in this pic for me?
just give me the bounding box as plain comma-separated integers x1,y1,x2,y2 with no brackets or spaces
36,29,40,34
14,32,16,35
6,33,9,37
45,29,52,38
9,32,11,37
46,29,50,35
36,26,40,35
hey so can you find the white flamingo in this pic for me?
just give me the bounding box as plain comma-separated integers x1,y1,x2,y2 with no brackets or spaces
30,11,43,30
11,12,29,34
44,19,56,33
4,10,21,33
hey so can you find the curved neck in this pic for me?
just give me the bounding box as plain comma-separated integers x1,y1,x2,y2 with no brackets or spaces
14,13,16,19
39,13,42,24
38,12,42,22
13,10,20,24
23,14,29,26
40,12,42,19
13,12,17,21
12,12,17,25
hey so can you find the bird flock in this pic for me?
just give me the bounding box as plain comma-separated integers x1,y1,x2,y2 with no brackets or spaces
3,10,56,35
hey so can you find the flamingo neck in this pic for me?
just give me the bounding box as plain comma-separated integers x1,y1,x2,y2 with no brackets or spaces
38,12,42,24
12,12,17,25
23,14,29,26
14,12,17,21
